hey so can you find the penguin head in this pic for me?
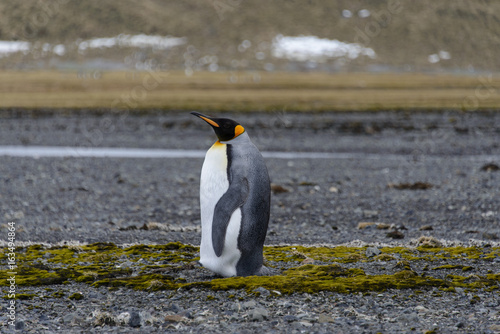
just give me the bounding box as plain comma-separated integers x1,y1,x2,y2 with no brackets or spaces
191,112,245,142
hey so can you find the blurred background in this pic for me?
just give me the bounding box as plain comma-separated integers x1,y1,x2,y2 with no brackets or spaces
1,0,500,72
0,0,499,112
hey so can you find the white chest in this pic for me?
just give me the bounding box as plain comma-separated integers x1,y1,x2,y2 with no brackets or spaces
200,142,229,217
199,142,242,277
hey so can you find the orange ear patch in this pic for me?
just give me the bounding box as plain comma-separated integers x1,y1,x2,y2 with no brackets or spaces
200,116,219,127
234,125,245,138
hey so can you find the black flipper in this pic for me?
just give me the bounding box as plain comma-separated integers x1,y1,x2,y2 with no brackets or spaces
212,178,249,257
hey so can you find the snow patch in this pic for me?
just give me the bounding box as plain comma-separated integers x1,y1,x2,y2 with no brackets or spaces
78,34,186,52
0,41,30,57
428,50,451,63
271,35,376,62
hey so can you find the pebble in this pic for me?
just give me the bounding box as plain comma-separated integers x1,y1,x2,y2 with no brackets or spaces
129,311,141,328
387,230,405,239
365,247,381,257
15,321,25,331
283,315,299,322
318,314,335,323
253,287,270,297
242,300,257,309
164,314,187,322
117,312,130,325
250,308,269,321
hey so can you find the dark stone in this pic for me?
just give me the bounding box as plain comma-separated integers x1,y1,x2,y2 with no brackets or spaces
387,231,405,239
129,311,141,328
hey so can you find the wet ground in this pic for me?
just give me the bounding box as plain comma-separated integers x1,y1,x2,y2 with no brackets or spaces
1,109,499,246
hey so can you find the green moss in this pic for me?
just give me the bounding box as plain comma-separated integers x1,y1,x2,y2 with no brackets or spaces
373,254,397,261
2,293,36,300
432,265,473,271
470,295,481,304
93,274,178,291
68,292,84,300
264,246,366,263
52,291,65,298
1,243,499,296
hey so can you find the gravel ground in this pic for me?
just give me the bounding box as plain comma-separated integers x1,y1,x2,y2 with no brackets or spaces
1,109,500,333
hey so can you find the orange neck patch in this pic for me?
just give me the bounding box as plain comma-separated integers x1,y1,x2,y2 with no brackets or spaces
213,140,225,147
234,125,245,138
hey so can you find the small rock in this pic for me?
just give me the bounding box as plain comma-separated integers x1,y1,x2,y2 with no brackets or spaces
231,302,242,312
357,222,376,230
482,211,495,218
242,300,257,309
169,303,182,313
13,211,25,219
117,312,130,325
129,311,141,328
483,232,498,240
250,307,269,321
417,236,443,247
301,257,315,265
283,315,298,322
415,305,428,313
366,247,381,257
376,223,391,230
63,313,76,324
164,314,187,323
94,312,116,327
363,210,378,217
386,230,404,239
329,186,339,193
271,183,290,194
253,287,270,297
318,314,335,323
480,163,499,172
419,225,433,231
299,320,313,327
387,182,433,190
15,321,25,331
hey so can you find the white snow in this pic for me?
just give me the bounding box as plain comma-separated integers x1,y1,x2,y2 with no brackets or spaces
271,35,376,62
439,50,451,60
0,41,30,57
53,44,66,56
0,34,186,58
428,51,451,63
428,54,440,63
78,34,186,52
342,9,352,18
358,9,371,18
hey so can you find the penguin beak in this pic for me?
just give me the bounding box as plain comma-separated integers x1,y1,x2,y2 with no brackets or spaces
191,112,220,128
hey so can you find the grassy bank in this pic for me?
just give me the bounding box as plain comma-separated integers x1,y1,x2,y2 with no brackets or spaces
1,71,499,112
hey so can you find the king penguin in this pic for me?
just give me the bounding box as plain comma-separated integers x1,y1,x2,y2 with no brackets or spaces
191,112,271,277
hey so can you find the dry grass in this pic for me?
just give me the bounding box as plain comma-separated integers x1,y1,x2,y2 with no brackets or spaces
1,71,499,112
